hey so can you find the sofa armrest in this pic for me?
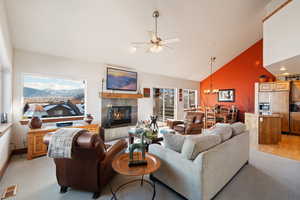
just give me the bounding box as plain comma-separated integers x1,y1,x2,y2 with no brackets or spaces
149,144,203,199
185,123,202,133
167,120,184,129
102,139,127,166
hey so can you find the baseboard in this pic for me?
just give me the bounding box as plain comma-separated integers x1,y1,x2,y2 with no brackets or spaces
0,154,12,182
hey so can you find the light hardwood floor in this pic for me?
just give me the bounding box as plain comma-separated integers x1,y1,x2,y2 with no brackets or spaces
254,135,300,161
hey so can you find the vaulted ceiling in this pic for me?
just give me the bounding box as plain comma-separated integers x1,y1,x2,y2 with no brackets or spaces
5,0,270,81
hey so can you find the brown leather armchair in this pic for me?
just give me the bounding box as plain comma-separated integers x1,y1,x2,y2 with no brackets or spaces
172,112,204,135
43,130,127,199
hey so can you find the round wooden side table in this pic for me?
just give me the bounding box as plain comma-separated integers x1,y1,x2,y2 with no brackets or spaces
111,152,161,200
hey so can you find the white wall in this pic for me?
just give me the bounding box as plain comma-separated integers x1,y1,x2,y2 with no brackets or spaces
263,0,300,67
12,49,199,149
0,0,13,175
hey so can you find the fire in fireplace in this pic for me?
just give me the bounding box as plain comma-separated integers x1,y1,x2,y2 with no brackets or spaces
106,106,132,128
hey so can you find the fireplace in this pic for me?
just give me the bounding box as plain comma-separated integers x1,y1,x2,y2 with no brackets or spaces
101,98,137,129
106,106,132,128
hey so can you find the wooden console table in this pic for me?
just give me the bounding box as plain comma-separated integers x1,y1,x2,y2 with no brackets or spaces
27,124,101,160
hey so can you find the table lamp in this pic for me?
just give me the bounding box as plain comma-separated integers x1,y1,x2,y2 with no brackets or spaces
24,105,48,129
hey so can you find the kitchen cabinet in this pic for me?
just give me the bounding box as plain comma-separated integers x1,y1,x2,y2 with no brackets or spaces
271,91,290,133
274,81,290,91
292,81,300,102
290,112,300,135
259,115,282,144
259,83,274,92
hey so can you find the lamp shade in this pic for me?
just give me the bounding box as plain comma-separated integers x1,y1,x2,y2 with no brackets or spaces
24,105,48,118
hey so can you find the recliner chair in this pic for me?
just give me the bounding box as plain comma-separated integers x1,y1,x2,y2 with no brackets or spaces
43,130,127,199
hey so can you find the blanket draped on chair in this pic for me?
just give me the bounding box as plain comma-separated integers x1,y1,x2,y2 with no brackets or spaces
47,128,83,159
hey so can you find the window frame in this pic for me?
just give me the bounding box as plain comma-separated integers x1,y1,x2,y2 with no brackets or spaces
21,73,87,119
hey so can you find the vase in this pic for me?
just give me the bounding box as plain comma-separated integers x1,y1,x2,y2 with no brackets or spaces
259,77,268,83
85,114,94,124
29,116,42,129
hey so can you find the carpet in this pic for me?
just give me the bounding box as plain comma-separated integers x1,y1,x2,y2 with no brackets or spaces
0,148,299,200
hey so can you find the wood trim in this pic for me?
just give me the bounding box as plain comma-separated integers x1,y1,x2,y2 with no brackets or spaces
100,92,143,99
20,116,84,125
263,0,293,22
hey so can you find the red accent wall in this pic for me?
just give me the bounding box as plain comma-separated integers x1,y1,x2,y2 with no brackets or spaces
200,40,274,121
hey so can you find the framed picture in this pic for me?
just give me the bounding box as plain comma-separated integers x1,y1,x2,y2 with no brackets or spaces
218,89,235,102
106,67,137,91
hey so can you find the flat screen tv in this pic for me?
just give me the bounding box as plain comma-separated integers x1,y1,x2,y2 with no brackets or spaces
106,67,137,91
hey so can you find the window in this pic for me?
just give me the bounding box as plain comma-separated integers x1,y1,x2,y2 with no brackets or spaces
183,89,197,109
22,75,86,118
153,88,176,121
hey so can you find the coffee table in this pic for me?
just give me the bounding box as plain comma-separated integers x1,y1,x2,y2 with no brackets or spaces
111,152,161,200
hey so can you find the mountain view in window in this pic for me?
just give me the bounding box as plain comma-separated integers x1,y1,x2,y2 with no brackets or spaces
23,75,85,118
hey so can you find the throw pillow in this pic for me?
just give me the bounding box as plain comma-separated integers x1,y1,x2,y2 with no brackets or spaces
181,134,221,160
204,123,233,142
163,133,186,152
231,122,246,136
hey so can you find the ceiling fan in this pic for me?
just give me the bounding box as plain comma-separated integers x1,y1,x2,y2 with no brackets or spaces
130,10,180,53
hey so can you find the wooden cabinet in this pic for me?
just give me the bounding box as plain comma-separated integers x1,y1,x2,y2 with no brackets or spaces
27,124,101,160
259,81,290,92
259,83,274,91
290,112,300,135
274,81,290,91
259,116,282,144
271,91,290,132
292,81,300,102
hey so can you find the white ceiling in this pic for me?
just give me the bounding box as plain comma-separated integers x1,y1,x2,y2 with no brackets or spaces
4,0,270,81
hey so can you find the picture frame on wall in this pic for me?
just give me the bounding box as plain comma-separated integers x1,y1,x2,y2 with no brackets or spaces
218,89,235,102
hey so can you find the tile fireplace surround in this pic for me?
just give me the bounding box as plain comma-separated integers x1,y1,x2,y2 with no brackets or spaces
101,98,138,140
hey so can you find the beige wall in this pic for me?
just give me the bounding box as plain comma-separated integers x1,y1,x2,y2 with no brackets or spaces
12,49,199,149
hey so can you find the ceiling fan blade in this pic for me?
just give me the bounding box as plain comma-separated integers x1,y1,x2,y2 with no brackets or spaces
160,38,180,45
131,42,151,46
163,45,173,50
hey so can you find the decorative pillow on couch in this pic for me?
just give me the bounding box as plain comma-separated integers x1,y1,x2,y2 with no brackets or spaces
204,123,233,142
181,134,221,160
163,133,186,153
231,122,246,136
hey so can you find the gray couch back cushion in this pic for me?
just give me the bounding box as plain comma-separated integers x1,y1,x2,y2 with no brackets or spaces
181,134,221,160
231,122,246,136
163,133,186,152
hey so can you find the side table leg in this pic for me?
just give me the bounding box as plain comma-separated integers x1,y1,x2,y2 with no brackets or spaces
151,180,156,200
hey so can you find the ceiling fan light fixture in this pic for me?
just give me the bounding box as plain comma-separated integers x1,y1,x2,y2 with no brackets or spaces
150,45,163,53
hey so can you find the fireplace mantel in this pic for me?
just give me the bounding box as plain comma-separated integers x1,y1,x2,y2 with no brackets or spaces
100,92,143,99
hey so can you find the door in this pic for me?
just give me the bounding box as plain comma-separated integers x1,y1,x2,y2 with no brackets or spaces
292,81,300,102
271,91,290,132
153,88,176,121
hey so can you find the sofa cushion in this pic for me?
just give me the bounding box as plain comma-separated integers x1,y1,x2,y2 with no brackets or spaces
181,134,221,160
163,133,186,152
205,123,232,142
231,122,246,136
